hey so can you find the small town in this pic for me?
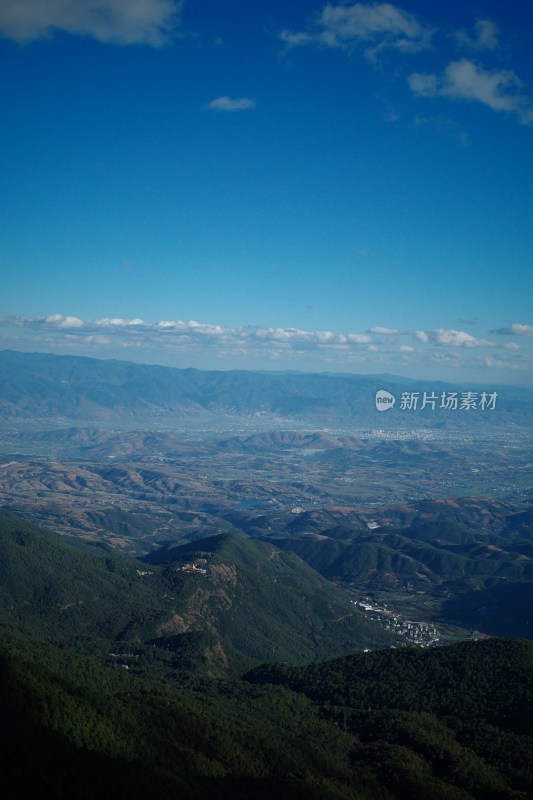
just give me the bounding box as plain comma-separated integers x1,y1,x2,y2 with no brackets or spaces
352,598,440,646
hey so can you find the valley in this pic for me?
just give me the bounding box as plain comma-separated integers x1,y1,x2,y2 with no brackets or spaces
1,426,531,546
1,351,532,649
1,351,533,799
1,423,532,646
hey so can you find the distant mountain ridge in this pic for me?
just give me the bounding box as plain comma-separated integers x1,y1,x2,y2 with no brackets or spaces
1,349,531,429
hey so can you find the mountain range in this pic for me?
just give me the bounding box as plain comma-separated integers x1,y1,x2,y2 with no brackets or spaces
1,349,531,430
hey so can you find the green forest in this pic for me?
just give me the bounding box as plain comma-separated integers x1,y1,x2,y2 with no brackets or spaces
0,510,532,799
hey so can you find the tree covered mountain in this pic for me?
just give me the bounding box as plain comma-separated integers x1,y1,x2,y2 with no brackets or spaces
1,510,532,799
0,510,392,670
247,638,533,800
1,627,531,799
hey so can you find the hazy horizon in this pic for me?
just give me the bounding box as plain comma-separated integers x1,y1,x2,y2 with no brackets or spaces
3,346,533,394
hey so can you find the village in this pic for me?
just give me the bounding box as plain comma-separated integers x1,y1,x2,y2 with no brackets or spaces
352,597,441,647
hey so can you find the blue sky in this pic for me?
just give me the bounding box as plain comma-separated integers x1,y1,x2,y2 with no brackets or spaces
1,0,532,383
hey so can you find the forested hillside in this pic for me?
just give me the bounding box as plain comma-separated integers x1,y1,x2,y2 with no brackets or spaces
1,634,532,799
0,511,392,670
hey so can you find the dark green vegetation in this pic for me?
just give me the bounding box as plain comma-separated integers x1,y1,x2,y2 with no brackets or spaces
0,510,392,670
247,639,533,800
0,636,389,800
142,533,394,669
272,511,533,590
1,510,533,799
442,581,533,638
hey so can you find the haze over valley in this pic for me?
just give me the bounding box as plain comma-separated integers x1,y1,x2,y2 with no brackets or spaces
1,350,532,645
1,350,533,798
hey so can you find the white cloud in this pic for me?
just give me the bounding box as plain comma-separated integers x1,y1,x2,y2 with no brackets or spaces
485,356,525,371
0,0,181,46
43,314,84,328
206,96,256,112
491,322,533,336
345,333,372,344
368,326,400,335
1,314,379,353
73,334,111,345
508,323,533,336
252,326,360,345
37,319,491,356
409,58,533,125
2,315,530,380
281,6,530,128
279,30,313,47
279,6,531,130
409,72,438,95
280,2,432,58
455,18,499,52
95,317,145,327
423,329,495,348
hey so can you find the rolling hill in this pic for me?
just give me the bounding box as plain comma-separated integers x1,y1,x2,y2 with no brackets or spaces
0,510,393,670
